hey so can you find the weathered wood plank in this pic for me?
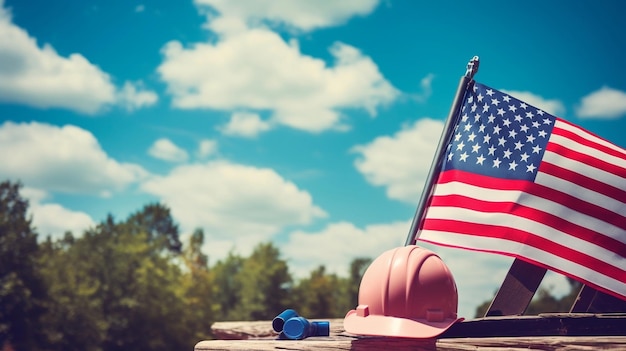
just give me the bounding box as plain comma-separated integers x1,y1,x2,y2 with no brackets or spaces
485,258,547,316
197,318,626,350
195,336,626,351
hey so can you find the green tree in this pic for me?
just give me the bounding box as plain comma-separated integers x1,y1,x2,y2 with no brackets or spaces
39,204,196,351
125,203,182,254
0,181,48,350
346,258,372,309
179,228,215,341
229,243,292,320
211,251,244,321
292,266,345,318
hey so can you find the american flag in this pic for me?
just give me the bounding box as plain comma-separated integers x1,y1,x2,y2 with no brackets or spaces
418,82,626,301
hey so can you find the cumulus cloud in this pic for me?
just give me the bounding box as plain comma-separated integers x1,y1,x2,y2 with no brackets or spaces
195,0,381,32
352,118,443,203
148,138,189,162
141,161,327,260
21,187,95,240
218,111,272,137
0,121,148,196
0,3,156,114
282,220,408,277
197,139,218,158
117,81,158,111
576,86,626,119
501,89,565,116
157,28,399,133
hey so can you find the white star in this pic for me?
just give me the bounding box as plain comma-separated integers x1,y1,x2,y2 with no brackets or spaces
488,145,497,155
483,134,492,144
537,110,545,116
459,152,469,162
471,103,478,112
457,141,465,151
538,130,547,138
464,123,472,131
503,118,512,127
498,137,507,146
520,124,529,133
508,129,518,139
455,132,462,141
532,121,541,128
448,152,454,161
508,160,518,170
477,93,484,102
493,125,502,134
487,114,496,123
520,102,528,109
526,134,536,143
493,158,502,168
491,98,500,106
482,103,490,113
479,124,486,133
497,108,506,116
526,111,534,119
526,164,537,173
462,113,469,122
476,154,486,165
532,145,542,154
472,144,481,153
503,149,512,159
468,95,474,104
514,114,523,122
520,153,530,162
508,104,517,112
514,141,524,150
543,118,552,125
468,132,477,142
503,95,511,102
486,89,494,96
474,114,481,122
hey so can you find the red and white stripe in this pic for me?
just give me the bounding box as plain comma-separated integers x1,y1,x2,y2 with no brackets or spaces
419,118,626,300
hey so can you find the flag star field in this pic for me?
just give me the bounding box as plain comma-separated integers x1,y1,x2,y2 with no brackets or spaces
1,0,626,317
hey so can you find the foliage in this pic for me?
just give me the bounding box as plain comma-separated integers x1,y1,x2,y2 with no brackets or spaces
0,181,48,350
0,180,372,351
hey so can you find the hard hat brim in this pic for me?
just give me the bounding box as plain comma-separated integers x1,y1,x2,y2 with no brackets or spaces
344,309,463,339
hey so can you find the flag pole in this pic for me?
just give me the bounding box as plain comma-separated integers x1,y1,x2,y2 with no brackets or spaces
405,56,480,246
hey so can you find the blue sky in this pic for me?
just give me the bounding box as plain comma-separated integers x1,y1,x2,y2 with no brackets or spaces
2,0,626,318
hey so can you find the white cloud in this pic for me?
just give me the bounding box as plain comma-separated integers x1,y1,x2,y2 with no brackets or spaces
197,139,218,158
576,86,626,119
140,161,327,260
195,0,381,32
410,73,434,103
282,220,408,278
157,29,399,133
501,89,565,116
148,138,189,162
0,121,148,196
0,3,157,114
352,118,443,203
219,111,272,137
21,187,95,240
117,81,158,111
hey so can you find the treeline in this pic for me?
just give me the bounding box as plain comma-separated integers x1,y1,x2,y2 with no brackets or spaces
0,181,370,351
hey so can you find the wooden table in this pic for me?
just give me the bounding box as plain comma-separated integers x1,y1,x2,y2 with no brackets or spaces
195,318,626,350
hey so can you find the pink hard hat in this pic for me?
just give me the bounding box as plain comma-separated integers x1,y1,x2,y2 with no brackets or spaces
344,245,463,338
